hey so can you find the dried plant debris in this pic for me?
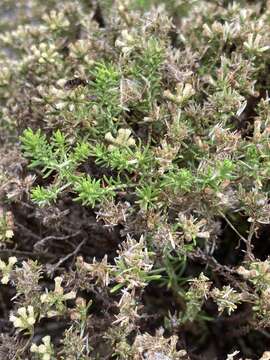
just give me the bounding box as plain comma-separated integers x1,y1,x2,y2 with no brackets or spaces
1,0,270,359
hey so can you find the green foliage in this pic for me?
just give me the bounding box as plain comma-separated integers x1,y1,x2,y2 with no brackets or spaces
21,129,119,207
21,129,55,173
136,184,160,210
161,168,194,194
89,62,122,132
131,37,165,111
31,185,60,207
74,175,115,207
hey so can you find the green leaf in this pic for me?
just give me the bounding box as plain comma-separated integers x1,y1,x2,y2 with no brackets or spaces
31,185,59,207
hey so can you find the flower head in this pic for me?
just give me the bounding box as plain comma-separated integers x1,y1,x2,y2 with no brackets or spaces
10,305,36,332
41,276,76,317
31,335,55,360
0,256,17,284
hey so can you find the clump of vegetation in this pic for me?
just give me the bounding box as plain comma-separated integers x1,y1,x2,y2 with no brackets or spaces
1,0,270,358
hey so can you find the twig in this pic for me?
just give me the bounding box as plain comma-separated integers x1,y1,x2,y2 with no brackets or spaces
189,248,251,293
218,210,248,244
34,230,82,251
244,221,256,261
0,248,55,259
14,333,34,359
47,238,86,275
16,222,41,240
258,329,270,339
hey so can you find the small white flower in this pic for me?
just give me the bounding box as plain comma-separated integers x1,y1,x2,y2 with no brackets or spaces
0,256,17,284
244,34,270,53
54,276,64,294
63,290,76,301
105,128,136,151
10,305,36,331
31,335,54,360
40,276,76,317
164,83,195,106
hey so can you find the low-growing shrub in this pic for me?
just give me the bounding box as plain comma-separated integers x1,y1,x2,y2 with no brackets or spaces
1,0,270,359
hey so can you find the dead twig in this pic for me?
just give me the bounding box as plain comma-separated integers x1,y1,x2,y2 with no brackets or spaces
33,230,82,251
47,238,86,276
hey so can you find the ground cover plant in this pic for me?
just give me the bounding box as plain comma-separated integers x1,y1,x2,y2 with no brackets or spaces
1,0,270,359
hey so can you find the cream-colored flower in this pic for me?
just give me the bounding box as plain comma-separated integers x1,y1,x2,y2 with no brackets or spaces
10,305,36,331
115,29,136,54
54,276,64,294
42,10,70,31
164,83,195,106
0,256,17,284
30,42,59,64
31,335,54,360
178,214,209,242
105,128,136,151
244,34,270,53
0,209,14,243
260,351,270,360
41,276,76,317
